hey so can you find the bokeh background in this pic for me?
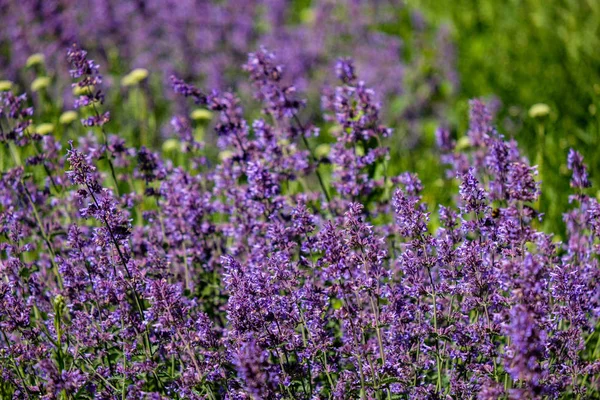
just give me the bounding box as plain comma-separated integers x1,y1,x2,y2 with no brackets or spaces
2,0,599,233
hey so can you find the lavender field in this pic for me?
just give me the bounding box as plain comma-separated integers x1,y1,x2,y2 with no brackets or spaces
1,1,600,399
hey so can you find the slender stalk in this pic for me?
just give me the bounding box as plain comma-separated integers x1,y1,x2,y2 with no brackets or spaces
423,237,443,395
294,114,333,209
22,185,64,290
85,86,121,195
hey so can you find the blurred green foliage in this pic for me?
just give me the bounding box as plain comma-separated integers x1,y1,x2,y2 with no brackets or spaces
409,0,600,232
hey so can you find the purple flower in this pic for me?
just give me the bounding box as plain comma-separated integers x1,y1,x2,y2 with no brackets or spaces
506,162,539,202
459,168,488,213
504,305,547,396
170,75,207,105
66,45,100,80
468,99,494,146
567,149,591,189
335,58,357,84
243,46,305,120
232,334,280,399
393,188,428,238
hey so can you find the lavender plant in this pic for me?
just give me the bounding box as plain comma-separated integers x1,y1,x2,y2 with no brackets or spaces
0,43,599,400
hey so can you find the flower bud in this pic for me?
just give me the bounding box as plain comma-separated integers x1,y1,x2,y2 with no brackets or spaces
26,53,45,68
59,111,78,125
190,108,212,121
121,68,149,87
162,138,180,153
528,103,550,119
0,80,13,91
35,123,55,135
31,76,51,92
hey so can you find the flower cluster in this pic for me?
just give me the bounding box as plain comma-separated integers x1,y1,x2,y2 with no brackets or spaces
0,44,599,400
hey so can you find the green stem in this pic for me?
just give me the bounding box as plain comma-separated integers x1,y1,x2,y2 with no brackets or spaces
22,185,63,290
86,86,121,195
